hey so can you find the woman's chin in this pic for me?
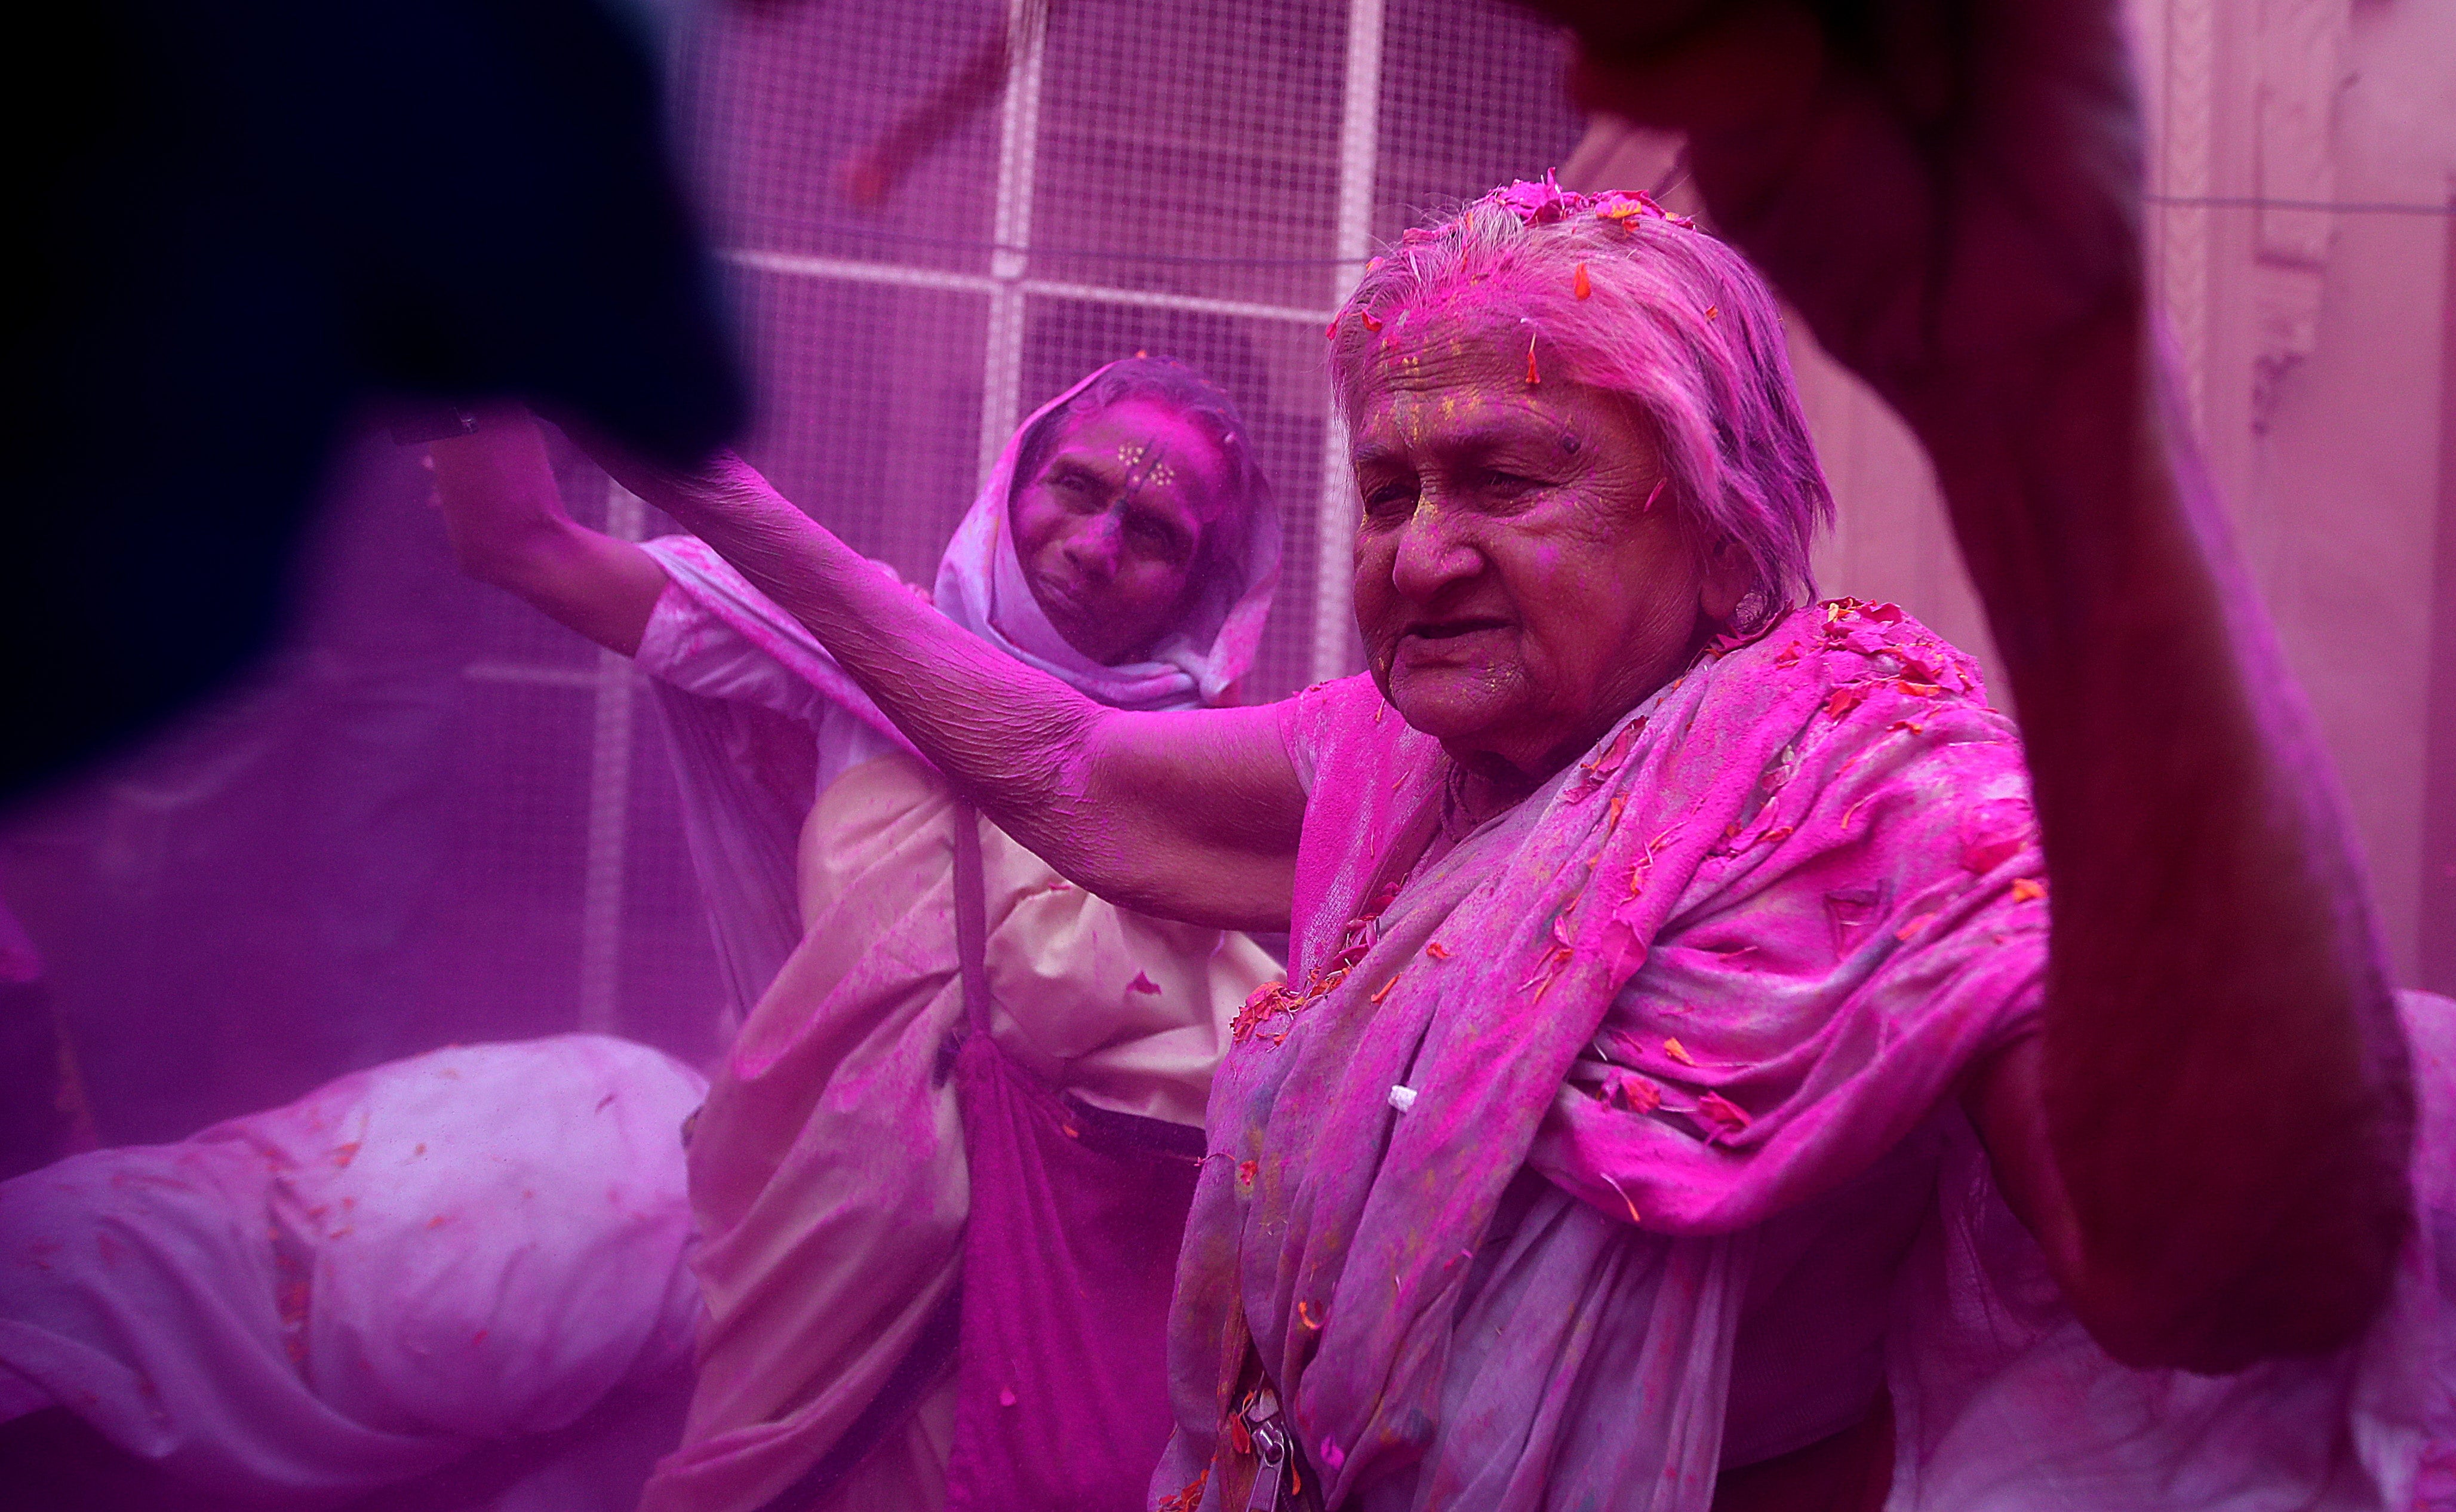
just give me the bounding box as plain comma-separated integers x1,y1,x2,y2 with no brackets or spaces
1385,674,1519,748
1045,606,1120,663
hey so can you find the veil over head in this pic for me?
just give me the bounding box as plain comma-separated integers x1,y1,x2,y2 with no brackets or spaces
933,359,1283,711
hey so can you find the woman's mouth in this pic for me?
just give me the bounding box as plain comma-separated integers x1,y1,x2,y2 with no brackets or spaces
1403,617,1510,643
1387,619,1511,674
1034,573,1092,622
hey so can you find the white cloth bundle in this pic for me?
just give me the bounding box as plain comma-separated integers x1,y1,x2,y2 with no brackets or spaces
0,1034,706,1507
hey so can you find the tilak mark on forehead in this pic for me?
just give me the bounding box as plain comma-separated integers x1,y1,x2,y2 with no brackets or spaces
1114,438,1179,496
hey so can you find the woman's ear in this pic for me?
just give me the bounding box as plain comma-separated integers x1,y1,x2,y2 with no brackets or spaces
1698,535,1751,626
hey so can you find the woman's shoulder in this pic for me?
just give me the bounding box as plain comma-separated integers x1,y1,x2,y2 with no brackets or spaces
1278,672,1415,793
1648,600,2033,889
1729,599,1997,707
1684,598,2018,764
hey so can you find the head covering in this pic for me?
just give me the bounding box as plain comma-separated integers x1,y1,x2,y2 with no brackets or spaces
933,361,1281,711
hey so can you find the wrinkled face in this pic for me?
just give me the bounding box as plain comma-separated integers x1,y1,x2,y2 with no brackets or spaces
1350,322,1739,786
1012,398,1231,665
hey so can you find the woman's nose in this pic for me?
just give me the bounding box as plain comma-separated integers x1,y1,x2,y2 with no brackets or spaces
1063,511,1123,577
1388,500,1479,598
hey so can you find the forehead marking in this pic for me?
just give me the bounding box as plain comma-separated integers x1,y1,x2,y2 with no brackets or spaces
1109,435,1182,500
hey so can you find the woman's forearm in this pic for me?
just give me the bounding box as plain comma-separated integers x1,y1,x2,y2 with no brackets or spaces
604,451,1106,818
431,414,666,656
591,447,1304,927
1908,301,2413,1368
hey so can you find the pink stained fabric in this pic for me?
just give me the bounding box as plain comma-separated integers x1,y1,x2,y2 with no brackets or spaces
633,724,1274,1512
942,1031,1205,1512
1153,600,2449,1511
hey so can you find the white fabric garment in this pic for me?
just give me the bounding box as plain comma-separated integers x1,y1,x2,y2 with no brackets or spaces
0,1035,706,1508
633,542,908,1028
626,364,1283,1512
1875,988,2456,1512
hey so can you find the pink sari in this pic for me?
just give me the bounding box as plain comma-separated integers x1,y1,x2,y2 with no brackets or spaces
1154,600,2450,1511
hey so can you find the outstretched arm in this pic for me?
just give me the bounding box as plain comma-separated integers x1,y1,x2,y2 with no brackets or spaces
1543,0,2411,1370
1935,335,2408,1371
430,411,668,657
591,445,1307,931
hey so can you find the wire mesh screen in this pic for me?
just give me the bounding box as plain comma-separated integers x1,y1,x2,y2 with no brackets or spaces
681,0,1584,698
2,0,2446,1177
1378,0,1582,244
0,1,1589,1144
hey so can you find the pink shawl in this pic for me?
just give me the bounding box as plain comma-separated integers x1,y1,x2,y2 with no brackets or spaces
1161,600,2048,1508
1159,597,2447,1510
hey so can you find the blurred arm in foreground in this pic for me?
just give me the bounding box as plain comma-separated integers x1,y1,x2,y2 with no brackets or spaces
1538,0,2412,1370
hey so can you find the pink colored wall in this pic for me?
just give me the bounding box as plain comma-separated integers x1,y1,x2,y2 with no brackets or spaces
1570,0,2456,988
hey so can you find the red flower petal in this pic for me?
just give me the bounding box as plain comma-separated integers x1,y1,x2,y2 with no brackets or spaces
1696,1090,1751,1142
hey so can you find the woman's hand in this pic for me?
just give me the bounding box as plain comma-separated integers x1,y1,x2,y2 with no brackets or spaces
1535,0,2142,410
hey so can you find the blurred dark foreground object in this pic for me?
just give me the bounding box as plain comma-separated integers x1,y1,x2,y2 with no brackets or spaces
8,0,744,803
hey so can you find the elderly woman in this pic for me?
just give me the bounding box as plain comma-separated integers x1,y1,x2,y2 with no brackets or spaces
596,11,2453,1511
434,356,1284,1512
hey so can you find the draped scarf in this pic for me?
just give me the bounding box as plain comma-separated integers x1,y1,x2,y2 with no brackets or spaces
1159,601,2053,1510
